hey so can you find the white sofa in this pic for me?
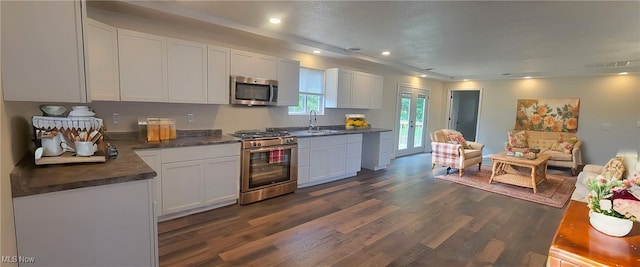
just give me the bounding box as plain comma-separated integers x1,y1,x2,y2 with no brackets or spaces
572,151,640,202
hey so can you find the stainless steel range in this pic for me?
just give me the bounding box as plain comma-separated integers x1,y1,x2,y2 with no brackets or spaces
233,130,297,205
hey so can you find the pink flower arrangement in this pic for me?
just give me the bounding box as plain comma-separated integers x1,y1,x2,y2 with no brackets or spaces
587,176,640,222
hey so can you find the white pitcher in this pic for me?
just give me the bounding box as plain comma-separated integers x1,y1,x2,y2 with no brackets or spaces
41,133,72,156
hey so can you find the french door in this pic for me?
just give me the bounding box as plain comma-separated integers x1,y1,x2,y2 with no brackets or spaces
395,85,429,157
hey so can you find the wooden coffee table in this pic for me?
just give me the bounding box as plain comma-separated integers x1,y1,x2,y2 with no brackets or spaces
548,200,640,266
489,151,551,193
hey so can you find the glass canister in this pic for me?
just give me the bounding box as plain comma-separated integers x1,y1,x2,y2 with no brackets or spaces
147,118,160,142
137,118,148,141
169,118,177,140
159,118,171,141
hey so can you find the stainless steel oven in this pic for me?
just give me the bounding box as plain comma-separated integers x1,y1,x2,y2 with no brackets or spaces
235,131,297,205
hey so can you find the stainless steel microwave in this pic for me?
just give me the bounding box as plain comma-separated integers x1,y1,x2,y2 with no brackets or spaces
230,75,278,106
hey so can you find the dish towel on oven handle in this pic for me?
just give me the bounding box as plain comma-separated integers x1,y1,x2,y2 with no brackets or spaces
269,149,284,164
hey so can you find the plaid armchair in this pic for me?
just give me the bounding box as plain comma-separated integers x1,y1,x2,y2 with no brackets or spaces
430,129,484,176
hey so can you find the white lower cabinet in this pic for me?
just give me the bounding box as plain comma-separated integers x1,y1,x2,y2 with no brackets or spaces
297,138,311,186
137,143,240,220
162,160,205,214
346,134,363,173
136,149,163,218
309,135,347,182
362,131,394,170
298,134,362,188
204,156,240,205
13,180,158,267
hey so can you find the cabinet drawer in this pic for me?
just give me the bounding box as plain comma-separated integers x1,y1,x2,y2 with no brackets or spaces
380,131,393,140
309,135,347,147
297,138,310,149
162,143,240,163
347,134,363,143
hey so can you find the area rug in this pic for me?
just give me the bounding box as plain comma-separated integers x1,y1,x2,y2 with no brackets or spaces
435,167,576,208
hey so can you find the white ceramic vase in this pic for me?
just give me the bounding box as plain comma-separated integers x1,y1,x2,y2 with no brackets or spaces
589,211,633,237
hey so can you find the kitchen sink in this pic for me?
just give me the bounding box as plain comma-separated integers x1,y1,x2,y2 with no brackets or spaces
312,129,342,134
290,129,343,136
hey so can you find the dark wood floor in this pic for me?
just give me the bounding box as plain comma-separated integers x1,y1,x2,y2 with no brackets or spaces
158,153,567,267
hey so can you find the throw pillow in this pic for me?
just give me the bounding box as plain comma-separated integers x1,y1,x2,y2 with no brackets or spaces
448,133,470,149
620,154,640,180
508,130,528,148
601,156,626,180
551,134,579,153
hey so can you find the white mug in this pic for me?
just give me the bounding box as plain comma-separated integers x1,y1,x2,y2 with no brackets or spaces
74,141,97,156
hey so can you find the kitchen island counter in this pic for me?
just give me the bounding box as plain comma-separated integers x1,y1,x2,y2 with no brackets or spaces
10,132,240,198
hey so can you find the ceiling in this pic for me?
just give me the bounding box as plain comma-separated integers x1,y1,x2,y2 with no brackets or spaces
93,1,640,81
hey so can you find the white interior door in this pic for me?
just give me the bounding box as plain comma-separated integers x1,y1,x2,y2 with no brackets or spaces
395,85,429,157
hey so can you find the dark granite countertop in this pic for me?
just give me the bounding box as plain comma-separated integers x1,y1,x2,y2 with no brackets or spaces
274,126,392,137
10,127,387,197
10,130,240,198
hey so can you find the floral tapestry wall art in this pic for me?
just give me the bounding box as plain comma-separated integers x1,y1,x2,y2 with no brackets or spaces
514,98,580,132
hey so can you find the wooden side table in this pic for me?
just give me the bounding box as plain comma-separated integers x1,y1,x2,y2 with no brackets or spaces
548,200,640,266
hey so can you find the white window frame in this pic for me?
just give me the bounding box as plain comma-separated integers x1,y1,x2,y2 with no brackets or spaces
288,67,325,115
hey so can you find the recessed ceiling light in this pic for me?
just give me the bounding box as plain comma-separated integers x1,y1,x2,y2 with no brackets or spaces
420,74,427,78
312,50,321,54
269,18,281,24
619,72,629,75
463,79,469,81
524,76,532,79
381,51,390,56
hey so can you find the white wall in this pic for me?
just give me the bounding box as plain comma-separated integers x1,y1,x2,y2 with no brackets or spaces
444,74,640,165
1,1,20,265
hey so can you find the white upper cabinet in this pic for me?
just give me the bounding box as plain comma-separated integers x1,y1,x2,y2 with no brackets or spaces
167,38,207,103
369,75,383,109
207,45,231,104
2,0,87,102
118,29,168,102
276,58,300,106
325,68,353,108
230,50,277,80
86,18,120,101
352,72,372,108
325,68,383,109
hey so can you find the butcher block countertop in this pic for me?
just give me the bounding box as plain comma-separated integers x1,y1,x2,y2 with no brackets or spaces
10,130,240,198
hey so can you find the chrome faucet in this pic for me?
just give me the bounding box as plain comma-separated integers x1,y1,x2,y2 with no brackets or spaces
308,110,317,131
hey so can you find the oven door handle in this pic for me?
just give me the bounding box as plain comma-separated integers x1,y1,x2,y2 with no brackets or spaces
245,144,297,153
